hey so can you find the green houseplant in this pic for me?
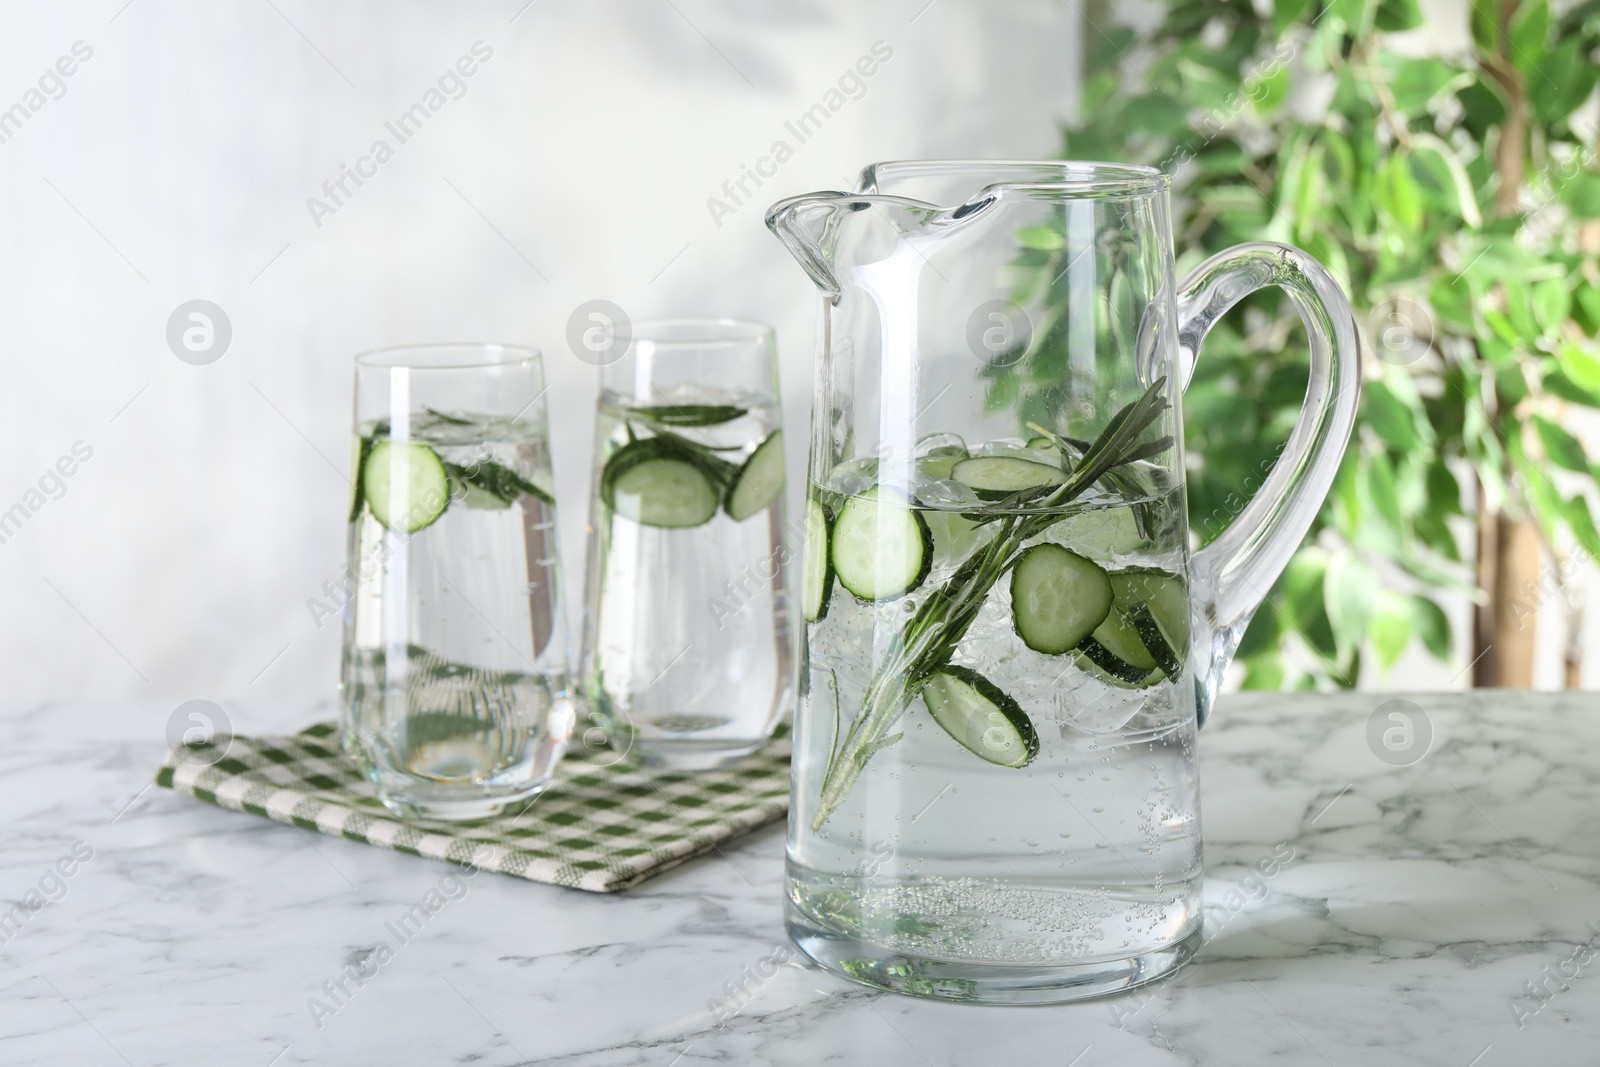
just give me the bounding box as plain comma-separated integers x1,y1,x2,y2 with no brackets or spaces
1051,0,1600,688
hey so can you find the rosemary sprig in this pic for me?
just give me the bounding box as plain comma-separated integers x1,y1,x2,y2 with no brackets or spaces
811,377,1171,830
421,406,475,427
445,458,554,506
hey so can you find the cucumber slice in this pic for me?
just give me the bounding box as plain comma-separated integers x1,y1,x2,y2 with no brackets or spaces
1025,436,1060,459
725,430,785,521
602,438,721,528
628,403,747,427
1108,569,1189,675
914,433,969,481
801,498,834,623
1078,654,1164,690
916,446,969,481
830,486,932,601
362,440,450,532
1087,608,1157,670
1009,544,1113,655
348,434,375,522
952,456,1067,499
1078,607,1158,685
920,666,1038,768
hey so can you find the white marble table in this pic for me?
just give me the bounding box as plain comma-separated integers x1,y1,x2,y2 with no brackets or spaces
2,692,1597,1066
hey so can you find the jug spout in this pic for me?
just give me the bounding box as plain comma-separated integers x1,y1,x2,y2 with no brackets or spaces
765,192,854,300
766,190,953,300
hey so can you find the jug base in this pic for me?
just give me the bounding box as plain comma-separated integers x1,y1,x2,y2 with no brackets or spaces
787,906,1202,1005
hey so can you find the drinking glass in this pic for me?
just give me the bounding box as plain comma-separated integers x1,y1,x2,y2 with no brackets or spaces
580,318,793,768
341,344,576,820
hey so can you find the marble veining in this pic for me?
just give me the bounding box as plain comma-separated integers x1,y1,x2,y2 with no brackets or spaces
1,692,1597,1065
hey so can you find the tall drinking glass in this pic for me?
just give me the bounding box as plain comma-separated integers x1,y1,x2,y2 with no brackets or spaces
341,344,575,820
581,318,793,768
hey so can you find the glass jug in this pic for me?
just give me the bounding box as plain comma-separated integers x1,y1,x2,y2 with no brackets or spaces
766,161,1358,1003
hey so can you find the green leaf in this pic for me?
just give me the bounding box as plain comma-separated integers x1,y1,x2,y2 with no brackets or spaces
1559,0,1600,34
1331,445,1364,537
1375,0,1424,29
1325,553,1379,658
1275,0,1316,34
1329,648,1362,689
1120,93,1191,138
1572,284,1600,335
1246,63,1291,114
1429,274,1476,331
1507,0,1550,80
1458,78,1507,137
1503,277,1540,341
1558,342,1600,392
1410,594,1452,660
1237,602,1284,659
1497,363,1531,410
1370,591,1414,668
1381,153,1423,232
1387,58,1472,115
1086,26,1137,77
1544,369,1600,408
1364,377,1425,451
1469,0,1500,53
1365,451,1405,531
1415,509,1463,561
1567,495,1600,561
1292,142,1329,241
1331,0,1378,33
1533,413,1589,472
1178,59,1238,116
1518,446,1567,536
1426,461,1464,515
1016,225,1065,251
1281,547,1339,659
1531,38,1597,123
1376,0,1427,27
1532,278,1571,333
1559,172,1600,219
1408,132,1482,228
1193,141,1248,177
1241,653,1287,690
1481,310,1521,354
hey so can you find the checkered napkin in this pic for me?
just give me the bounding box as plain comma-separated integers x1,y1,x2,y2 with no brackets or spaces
154,724,790,892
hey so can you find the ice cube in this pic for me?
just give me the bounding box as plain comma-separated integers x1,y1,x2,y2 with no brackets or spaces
826,457,880,496
912,477,980,507
913,432,968,458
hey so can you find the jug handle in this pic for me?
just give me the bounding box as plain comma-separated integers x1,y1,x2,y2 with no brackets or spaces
1175,242,1360,724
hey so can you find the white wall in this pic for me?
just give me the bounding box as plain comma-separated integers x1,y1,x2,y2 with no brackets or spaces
0,0,1082,701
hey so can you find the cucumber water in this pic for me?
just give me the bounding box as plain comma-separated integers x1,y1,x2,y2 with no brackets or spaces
340,411,573,815
582,386,793,766
793,429,1198,971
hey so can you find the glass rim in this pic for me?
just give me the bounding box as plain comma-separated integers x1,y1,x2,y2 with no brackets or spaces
630,317,774,350
859,159,1170,199
354,342,543,370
